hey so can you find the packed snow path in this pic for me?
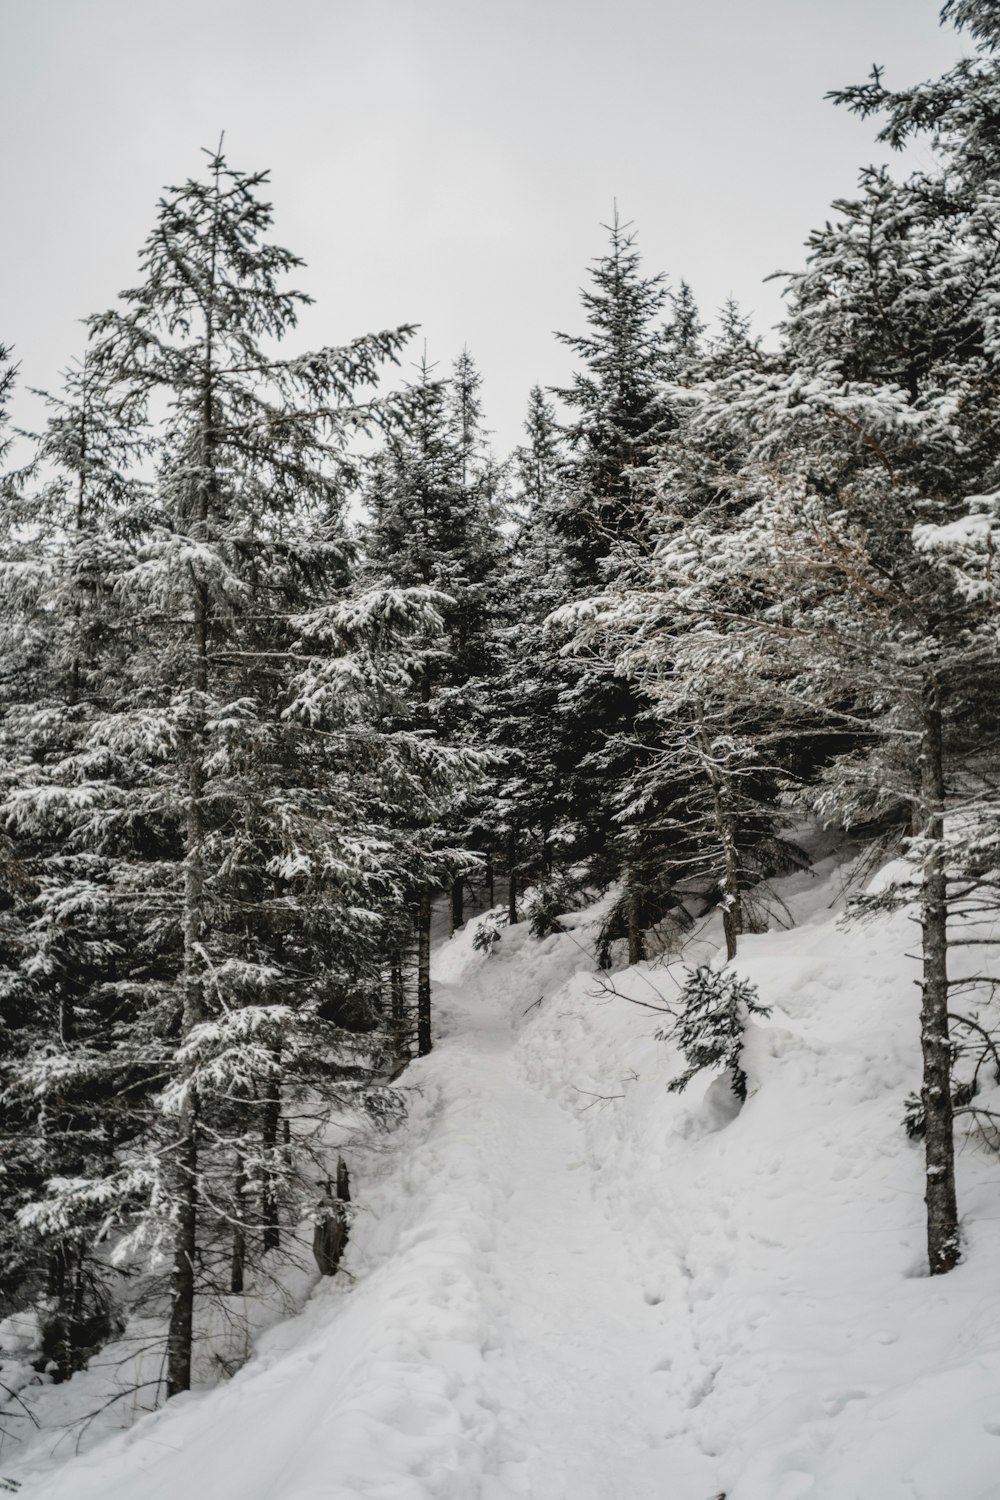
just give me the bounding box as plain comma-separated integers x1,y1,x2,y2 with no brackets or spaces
417,962,711,1499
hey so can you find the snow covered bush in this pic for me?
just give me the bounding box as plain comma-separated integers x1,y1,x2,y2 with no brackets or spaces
472,912,508,956
524,874,586,939
661,964,770,1102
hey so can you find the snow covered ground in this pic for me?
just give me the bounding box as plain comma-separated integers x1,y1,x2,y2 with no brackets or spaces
8,851,1000,1499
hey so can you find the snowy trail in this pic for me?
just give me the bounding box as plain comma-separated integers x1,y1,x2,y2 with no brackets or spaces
427,963,711,1500
17,917,714,1500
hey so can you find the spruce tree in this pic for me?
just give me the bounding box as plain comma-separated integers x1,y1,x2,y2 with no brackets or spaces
621,20,1000,1270
3,148,478,1397
0,356,155,1375
0,343,15,466
361,351,502,1025
546,219,704,957
663,965,770,1102
488,386,577,918
551,209,672,585
559,307,805,962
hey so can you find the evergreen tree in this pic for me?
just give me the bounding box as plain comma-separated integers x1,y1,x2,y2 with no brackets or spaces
546,219,706,957
364,352,506,701
662,964,771,1102
0,343,15,467
614,20,1000,1270
514,385,563,517
0,356,155,1375
362,351,504,962
487,387,573,919
558,309,806,962
551,209,672,585
2,149,478,1397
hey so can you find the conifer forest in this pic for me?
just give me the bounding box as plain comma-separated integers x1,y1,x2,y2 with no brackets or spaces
3,3,1000,1496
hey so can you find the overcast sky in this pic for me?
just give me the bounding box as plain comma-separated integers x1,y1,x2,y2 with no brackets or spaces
2,0,964,452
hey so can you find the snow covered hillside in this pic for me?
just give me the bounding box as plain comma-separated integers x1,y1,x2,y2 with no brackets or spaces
9,852,1000,1500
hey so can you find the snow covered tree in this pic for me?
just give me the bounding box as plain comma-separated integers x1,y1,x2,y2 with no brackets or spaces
553,7,1000,1275
0,148,483,1397
487,387,575,914
551,209,673,585
662,964,770,1102
0,343,15,466
365,351,507,700
533,218,672,952
0,353,154,1375
361,350,502,986
557,314,807,963
808,14,1000,1275
641,21,1000,1270
546,231,719,959
668,279,705,377
515,386,563,517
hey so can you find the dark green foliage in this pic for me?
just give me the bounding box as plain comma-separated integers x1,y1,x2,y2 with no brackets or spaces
661,965,771,1102
520,216,693,922
363,350,508,701
551,210,673,585
524,872,587,939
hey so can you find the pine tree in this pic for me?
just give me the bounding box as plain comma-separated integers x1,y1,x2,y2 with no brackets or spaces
669,280,705,376
361,351,502,1015
0,343,15,466
546,222,707,957
551,7,1000,1277
0,354,152,1373
515,386,563,517
631,23,1000,1270
3,148,478,1397
551,209,672,586
476,387,575,925
663,964,771,1102
365,351,506,698
558,309,806,962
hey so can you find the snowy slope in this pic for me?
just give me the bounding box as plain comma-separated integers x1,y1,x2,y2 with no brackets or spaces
9,855,1000,1500
515,866,1000,1500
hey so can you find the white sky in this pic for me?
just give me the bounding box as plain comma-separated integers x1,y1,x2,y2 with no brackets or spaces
2,0,964,452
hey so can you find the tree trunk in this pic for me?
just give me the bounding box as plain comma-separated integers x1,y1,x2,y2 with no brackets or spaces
451,875,464,932
417,892,432,1057
697,703,742,963
919,685,960,1275
507,832,519,926
167,180,221,1399
261,1078,281,1254
312,1156,352,1277
58,990,74,1045
165,1083,199,1395
390,952,408,1060
485,849,495,909
626,868,646,965
167,721,207,1397
542,823,553,878
230,1150,247,1295
40,1245,72,1382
